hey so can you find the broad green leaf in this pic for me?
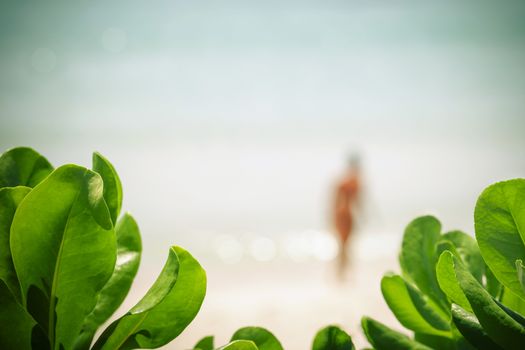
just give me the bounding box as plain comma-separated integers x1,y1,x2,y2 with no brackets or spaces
194,335,214,350
399,216,447,310
74,213,142,350
0,147,53,188
517,259,525,294
92,247,179,349
381,273,450,336
441,231,484,282
485,265,503,299
93,246,206,350
494,298,525,327
0,186,31,301
10,165,116,350
500,287,525,317
453,252,525,349
218,340,258,350
413,333,458,350
475,179,525,300
361,317,431,350
92,152,122,224
0,280,43,350
435,239,458,258
436,251,472,312
312,325,355,350
451,304,503,350
231,327,283,350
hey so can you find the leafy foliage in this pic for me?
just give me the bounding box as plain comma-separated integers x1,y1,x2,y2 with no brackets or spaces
362,317,432,350
0,147,53,188
194,335,214,350
0,147,206,350
475,180,525,302
231,327,284,350
194,325,355,350
312,325,355,350
361,178,525,350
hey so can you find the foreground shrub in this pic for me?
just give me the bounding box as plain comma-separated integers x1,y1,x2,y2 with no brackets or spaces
0,147,206,350
361,179,525,349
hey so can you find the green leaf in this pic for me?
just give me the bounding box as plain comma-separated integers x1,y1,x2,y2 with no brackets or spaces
435,239,458,258
10,165,117,350
311,325,355,350
441,231,484,283
0,280,43,350
194,335,214,350
451,304,503,350
93,246,206,350
475,179,525,300
517,259,525,294
381,273,450,336
436,251,472,312
452,251,525,349
74,213,142,350
500,287,525,317
231,327,283,350
413,333,458,350
0,186,31,301
485,265,503,299
399,216,447,310
92,247,179,349
0,147,53,188
361,317,432,350
92,152,123,224
218,340,258,350
494,298,525,327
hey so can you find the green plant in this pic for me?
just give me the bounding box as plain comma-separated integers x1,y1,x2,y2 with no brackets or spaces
0,147,206,350
193,325,355,350
361,179,525,350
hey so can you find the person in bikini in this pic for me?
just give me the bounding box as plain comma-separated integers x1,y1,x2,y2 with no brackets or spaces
333,155,361,279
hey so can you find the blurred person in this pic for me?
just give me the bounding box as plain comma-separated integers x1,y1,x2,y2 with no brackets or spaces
332,154,361,279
